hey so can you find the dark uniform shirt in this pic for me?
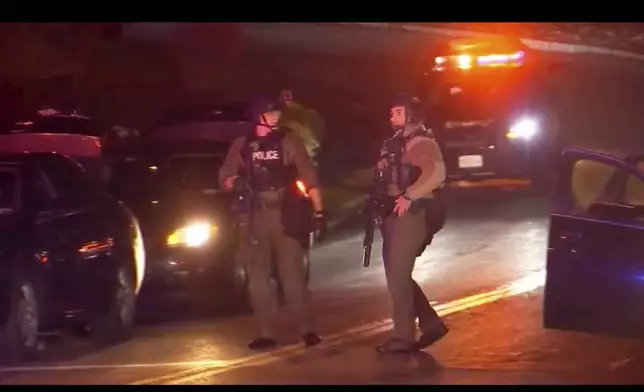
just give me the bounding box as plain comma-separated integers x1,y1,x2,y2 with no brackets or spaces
218,130,319,192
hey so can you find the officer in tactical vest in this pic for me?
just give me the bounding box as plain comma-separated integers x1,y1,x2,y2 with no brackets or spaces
218,96,327,351
375,94,449,354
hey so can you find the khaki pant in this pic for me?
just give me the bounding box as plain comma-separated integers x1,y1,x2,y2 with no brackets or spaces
237,207,314,338
381,206,444,343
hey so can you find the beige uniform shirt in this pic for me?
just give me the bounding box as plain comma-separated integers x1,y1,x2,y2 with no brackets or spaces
384,124,446,200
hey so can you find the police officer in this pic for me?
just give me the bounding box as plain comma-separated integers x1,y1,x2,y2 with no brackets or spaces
218,96,326,350
375,94,449,354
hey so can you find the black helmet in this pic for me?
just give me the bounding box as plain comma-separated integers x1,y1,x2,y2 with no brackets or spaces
391,93,424,124
247,95,279,121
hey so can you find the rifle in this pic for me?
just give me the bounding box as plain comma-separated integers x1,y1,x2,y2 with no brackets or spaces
362,195,378,268
362,136,402,268
362,169,391,268
232,141,258,247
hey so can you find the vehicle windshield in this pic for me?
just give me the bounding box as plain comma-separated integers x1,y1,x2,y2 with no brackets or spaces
115,103,250,200
435,73,527,121
145,102,251,144
0,168,19,214
152,102,250,128
146,121,250,144
155,149,227,193
117,138,231,199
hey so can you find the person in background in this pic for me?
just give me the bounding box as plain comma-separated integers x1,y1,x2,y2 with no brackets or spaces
277,89,326,165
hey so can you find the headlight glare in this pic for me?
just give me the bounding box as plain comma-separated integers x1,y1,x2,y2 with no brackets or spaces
167,222,217,248
507,117,539,140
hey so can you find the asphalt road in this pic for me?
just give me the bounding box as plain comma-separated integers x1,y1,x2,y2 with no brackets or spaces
2,23,644,385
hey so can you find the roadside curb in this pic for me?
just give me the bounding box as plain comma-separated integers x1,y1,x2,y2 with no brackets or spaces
323,23,644,63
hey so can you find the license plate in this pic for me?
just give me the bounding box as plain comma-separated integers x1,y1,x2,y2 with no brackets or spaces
458,155,483,168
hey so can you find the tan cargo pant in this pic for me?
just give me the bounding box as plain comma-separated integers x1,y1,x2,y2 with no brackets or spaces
237,207,314,338
381,205,444,343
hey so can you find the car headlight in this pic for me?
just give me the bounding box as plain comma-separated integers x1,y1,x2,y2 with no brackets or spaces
507,117,539,140
166,222,218,248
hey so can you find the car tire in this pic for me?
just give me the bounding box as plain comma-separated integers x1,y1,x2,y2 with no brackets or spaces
0,274,40,365
89,264,136,346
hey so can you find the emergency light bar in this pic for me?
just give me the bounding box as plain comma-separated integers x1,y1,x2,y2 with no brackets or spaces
433,50,525,71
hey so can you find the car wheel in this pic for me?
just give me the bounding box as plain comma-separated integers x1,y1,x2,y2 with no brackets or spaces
90,265,136,346
0,276,40,365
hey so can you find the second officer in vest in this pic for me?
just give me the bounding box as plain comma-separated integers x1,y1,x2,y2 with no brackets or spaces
375,94,449,354
219,97,326,351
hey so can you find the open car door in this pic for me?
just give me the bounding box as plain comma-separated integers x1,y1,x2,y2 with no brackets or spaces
544,148,644,338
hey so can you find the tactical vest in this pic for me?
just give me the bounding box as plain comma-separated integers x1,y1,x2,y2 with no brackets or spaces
242,128,296,192
381,129,431,190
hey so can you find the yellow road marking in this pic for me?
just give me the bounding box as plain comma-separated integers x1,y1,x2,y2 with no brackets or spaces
0,360,232,373
136,270,545,385
450,178,532,188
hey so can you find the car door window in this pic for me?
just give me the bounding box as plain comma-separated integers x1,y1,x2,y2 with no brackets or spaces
31,167,57,210
0,168,20,213
37,156,89,210
569,159,621,214
620,161,644,207
622,174,644,207
566,156,644,221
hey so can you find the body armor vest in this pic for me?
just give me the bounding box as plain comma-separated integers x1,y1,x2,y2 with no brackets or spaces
381,129,430,190
242,128,296,192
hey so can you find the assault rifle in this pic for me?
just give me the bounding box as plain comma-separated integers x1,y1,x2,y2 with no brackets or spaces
362,169,394,268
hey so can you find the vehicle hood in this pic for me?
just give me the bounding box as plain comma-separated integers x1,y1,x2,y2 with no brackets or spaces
112,137,237,242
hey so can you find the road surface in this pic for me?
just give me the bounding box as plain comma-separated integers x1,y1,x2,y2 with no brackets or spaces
2,23,644,385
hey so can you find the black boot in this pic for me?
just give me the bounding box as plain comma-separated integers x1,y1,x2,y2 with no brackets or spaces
375,338,418,354
416,324,449,350
302,332,322,348
247,337,278,351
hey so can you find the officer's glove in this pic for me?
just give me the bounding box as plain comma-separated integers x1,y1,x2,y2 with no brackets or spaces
232,176,248,192
313,210,328,242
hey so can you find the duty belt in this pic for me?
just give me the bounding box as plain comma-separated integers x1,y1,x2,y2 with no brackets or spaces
254,188,286,209
253,199,282,209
